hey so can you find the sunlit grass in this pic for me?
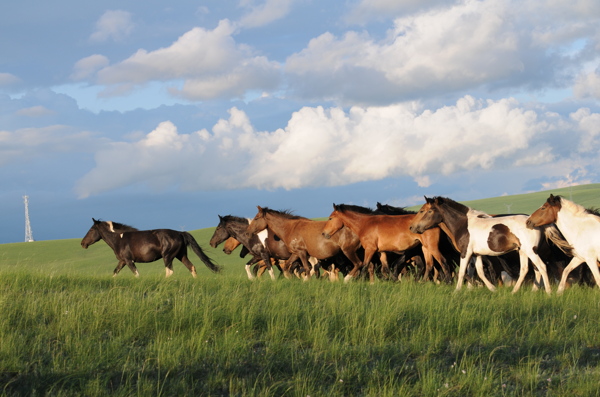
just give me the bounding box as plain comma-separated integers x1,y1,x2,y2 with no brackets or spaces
1,270,600,396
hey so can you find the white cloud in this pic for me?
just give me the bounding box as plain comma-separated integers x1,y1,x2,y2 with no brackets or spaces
91,20,281,99
70,55,110,81
287,0,600,104
75,96,600,197
0,72,21,87
16,106,55,117
239,0,295,28
90,10,134,42
573,68,600,99
0,125,93,166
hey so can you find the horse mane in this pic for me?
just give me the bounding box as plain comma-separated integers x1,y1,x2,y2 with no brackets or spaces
108,221,139,232
543,224,574,256
557,196,600,219
262,207,308,220
431,196,470,215
220,215,250,224
334,203,376,215
376,202,416,215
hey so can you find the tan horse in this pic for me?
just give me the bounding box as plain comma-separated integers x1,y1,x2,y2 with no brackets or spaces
247,206,362,279
322,204,450,283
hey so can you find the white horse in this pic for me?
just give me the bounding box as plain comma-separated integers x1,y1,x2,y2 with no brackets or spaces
527,194,600,293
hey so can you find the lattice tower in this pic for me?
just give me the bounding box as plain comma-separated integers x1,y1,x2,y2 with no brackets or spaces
23,195,34,242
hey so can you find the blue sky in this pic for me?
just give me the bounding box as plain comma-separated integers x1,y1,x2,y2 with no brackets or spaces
1,0,600,244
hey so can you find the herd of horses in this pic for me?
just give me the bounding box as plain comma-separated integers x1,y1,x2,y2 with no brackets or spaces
80,194,600,294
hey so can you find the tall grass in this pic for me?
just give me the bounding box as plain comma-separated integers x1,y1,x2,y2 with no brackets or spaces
2,270,600,396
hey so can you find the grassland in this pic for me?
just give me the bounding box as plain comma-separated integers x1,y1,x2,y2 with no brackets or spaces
2,185,600,396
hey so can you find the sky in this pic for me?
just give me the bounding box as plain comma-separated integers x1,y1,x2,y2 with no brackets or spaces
1,0,600,244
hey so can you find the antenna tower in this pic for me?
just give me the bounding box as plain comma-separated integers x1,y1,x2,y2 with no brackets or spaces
23,195,34,242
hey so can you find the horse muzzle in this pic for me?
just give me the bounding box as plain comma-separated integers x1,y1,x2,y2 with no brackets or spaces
322,232,331,239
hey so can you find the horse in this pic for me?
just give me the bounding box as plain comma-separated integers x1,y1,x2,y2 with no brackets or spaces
409,197,552,294
246,207,362,280
526,194,600,293
322,203,451,283
81,218,220,277
209,215,285,280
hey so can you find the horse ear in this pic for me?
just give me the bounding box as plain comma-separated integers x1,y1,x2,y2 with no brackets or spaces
218,215,223,220
92,218,98,223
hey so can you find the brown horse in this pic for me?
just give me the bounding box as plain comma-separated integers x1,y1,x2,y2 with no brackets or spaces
246,207,362,279
322,204,450,282
81,219,220,277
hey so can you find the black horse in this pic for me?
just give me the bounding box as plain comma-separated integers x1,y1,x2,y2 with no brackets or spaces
81,219,220,277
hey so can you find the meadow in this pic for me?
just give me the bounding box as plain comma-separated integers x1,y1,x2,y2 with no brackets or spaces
2,185,600,396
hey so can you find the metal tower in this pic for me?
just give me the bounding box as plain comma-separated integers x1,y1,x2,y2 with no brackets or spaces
23,195,34,242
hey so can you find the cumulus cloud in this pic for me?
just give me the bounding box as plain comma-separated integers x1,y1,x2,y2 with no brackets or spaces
71,55,110,81
286,0,598,104
75,96,600,198
89,19,281,99
238,0,295,28
16,106,55,117
0,125,93,166
574,68,600,99
0,72,21,87
90,10,134,42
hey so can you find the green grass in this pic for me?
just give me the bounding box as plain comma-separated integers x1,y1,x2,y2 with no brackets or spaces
2,184,600,396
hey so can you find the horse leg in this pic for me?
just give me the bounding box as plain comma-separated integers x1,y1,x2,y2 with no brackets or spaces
179,255,197,278
511,251,531,293
421,248,435,282
557,257,585,294
282,254,300,279
529,254,551,294
474,256,497,292
379,252,391,280
113,260,127,277
455,253,472,291
584,258,600,291
296,251,312,281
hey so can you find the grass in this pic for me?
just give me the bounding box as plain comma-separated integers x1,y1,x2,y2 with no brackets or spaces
2,184,600,395
2,272,600,396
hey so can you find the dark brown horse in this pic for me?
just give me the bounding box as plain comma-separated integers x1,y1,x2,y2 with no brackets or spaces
81,219,220,277
247,207,362,280
322,204,450,283
209,215,287,280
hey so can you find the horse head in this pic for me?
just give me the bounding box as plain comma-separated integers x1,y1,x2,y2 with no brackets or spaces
322,203,344,239
81,218,103,248
209,215,231,248
247,206,268,235
526,194,561,229
409,196,443,234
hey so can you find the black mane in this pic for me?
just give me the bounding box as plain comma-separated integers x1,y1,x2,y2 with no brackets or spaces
334,203,376,215
430,196,469,215
376,202,416,215
262,207,308,220
220,215,250,225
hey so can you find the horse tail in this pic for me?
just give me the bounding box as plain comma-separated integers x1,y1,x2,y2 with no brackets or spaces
183,232,221,273
543,225,574,257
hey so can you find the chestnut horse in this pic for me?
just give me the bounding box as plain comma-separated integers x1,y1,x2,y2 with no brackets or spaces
246,207,362,280
322,204,450,283
526,194,600,293
409,197,552,293
81,219,220,277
